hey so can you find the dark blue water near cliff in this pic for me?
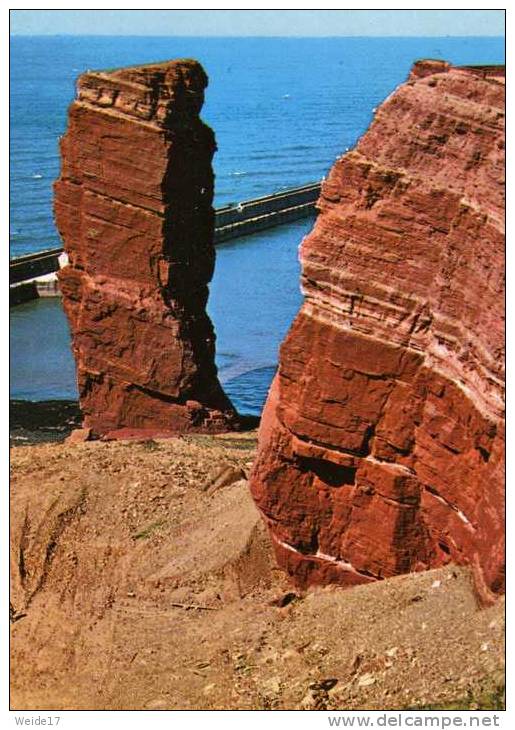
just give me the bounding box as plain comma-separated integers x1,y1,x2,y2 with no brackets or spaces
10,36,504,414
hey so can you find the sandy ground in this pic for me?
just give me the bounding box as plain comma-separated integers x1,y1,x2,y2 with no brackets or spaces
10,434,504,710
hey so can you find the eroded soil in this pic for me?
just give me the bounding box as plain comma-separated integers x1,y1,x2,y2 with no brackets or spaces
10,434,504,710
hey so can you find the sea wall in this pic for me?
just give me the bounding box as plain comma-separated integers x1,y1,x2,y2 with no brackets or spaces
54,59,238,437
214,183,319,241
250,60,505,603
11,182,320,300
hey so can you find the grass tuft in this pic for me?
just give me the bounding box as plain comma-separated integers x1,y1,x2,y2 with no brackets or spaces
132,520,166,541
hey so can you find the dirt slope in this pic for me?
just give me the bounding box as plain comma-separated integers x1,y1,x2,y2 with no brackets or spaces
10,435,504,710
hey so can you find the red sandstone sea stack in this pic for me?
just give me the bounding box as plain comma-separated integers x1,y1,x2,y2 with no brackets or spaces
250,61,505,603
54,60,238,437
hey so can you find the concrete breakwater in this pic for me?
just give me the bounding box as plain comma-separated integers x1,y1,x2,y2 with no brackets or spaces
10,182,320,306
214,182,320,242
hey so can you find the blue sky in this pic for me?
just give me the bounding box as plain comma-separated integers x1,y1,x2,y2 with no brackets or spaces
10,9,505,37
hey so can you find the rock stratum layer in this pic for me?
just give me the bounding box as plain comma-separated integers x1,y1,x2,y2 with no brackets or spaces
54,60,238,437
250,61,505,603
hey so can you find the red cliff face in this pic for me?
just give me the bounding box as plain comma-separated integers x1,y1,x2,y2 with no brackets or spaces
54,60,238,437
250,61,505,603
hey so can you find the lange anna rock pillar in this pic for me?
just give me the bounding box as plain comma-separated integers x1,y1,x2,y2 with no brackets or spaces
54,60,238,437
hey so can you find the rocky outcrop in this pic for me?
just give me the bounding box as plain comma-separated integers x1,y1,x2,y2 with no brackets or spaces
250,61,505,603
54,60,238,437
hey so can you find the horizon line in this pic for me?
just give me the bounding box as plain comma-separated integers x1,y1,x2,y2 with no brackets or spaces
10,33,506,39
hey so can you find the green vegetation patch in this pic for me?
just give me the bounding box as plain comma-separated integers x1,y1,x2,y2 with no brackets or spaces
132,520,166,541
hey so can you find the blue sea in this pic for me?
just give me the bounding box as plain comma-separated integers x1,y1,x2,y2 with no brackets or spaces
10,36,505,414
